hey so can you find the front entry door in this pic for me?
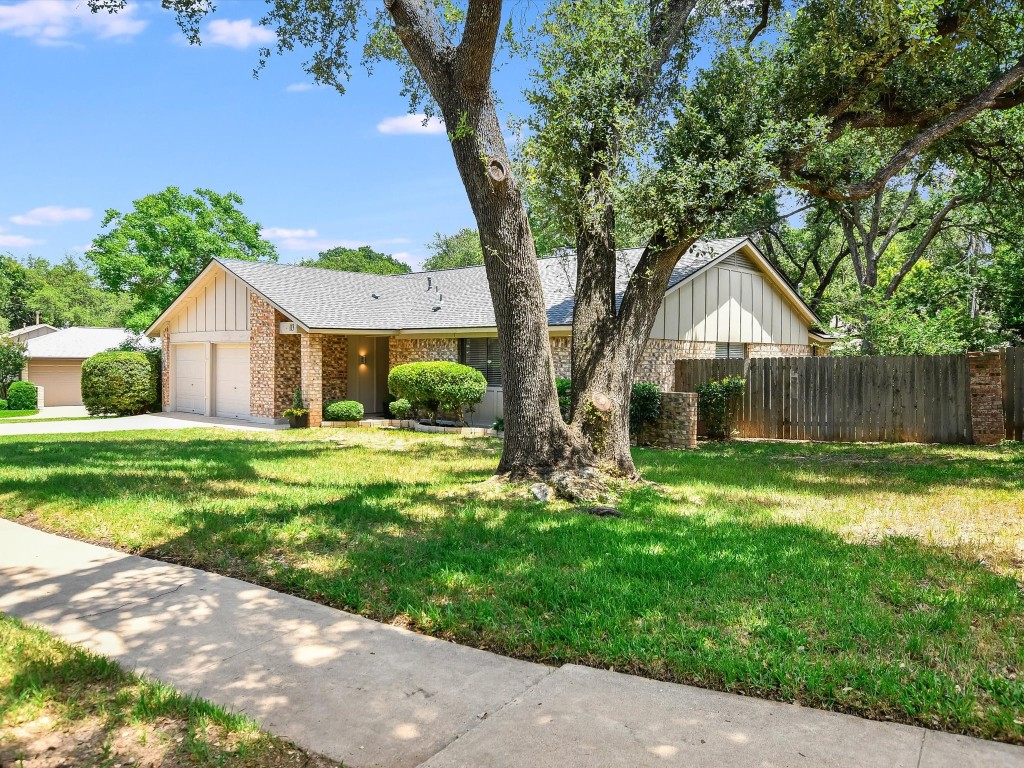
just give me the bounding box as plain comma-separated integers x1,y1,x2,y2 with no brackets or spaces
347,337,390,415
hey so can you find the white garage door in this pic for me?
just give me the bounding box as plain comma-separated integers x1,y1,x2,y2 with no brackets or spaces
28,359,84,406
214,344,250,420
174,344,206,414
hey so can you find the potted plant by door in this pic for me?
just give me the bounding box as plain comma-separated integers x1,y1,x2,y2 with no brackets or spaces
283,387,309,429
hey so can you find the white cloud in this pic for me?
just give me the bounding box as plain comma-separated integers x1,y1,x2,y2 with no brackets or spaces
0,234,43,248
262,228,412,253
261,227,318,240
376,114,446,136
10,206,92,226
0,1,146,45
285,83,318,93
205,18,275,49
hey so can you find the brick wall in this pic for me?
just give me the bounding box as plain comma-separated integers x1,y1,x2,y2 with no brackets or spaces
301,333,324,428
747,343,813,358
968,351,1004,446
322,335,347,404
249,293,302,420
550,336,572,379
636,340,717,391
160,325,170,410
388,337,459,369
644,392,698,449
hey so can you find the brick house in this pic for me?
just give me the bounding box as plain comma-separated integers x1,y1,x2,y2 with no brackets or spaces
145,237,832,426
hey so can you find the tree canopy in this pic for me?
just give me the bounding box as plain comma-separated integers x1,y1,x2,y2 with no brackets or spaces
88,186,277,331
422,229,484,271
300,245,411,274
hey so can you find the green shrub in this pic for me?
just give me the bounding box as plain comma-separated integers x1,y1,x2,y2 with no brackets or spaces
388,362,487,423
0,399,7,411
6,381,38,411
696,376,747,439
388,398,412,419
81,352,157,416
0,339,27,398
555,377,572,422
493,417,504,432
325,400,364,421
282,387,308,419
630,382,662,443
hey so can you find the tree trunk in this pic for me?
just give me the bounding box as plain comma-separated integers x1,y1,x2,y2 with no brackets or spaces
435,91,593,476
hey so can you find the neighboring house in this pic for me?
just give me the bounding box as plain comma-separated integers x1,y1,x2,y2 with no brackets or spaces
146,237,832,427
5,323,59,343
17,327,157,407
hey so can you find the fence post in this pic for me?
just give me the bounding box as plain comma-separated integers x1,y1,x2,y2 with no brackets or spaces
967,351,1005,445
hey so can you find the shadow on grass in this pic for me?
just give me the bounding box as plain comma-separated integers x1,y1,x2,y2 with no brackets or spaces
1,431,1022,742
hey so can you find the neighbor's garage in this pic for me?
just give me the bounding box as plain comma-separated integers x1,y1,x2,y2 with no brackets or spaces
26,359,85,406
171,343,251,419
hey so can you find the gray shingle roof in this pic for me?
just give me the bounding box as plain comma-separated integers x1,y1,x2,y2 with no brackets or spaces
25,327,158,359
217,237,747,331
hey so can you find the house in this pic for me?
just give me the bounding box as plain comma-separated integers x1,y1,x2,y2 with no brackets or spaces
14,327,157,407
145,237,832,426
5,323,59,343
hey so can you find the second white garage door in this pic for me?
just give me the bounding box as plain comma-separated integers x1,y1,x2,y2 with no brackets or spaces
214,344,250,420
174,344,206,414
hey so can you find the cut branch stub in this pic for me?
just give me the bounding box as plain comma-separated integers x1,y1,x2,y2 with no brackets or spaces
590,393,613,412
487,158,508,183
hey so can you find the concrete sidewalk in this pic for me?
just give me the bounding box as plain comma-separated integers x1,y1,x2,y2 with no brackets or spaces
0,411,286,436
1,520,1019,768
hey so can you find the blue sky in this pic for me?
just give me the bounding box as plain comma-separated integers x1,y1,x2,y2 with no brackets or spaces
0,0,531,268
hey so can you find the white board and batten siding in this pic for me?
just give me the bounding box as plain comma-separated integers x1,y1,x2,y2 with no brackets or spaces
167,267,251,341
650,250,809,345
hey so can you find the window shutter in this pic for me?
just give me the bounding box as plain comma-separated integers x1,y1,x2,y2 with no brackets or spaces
715,342,745,359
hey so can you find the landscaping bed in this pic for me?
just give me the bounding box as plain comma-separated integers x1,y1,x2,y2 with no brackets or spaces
0,615,338,768
0,428,1021,743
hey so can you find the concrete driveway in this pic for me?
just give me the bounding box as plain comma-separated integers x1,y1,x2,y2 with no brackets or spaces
0,412,286,436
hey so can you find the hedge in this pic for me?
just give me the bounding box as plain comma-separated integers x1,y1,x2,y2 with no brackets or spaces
324,400,364,421
81,351,158,416
0,399,7,411
6,381,37,411
388,361,487,423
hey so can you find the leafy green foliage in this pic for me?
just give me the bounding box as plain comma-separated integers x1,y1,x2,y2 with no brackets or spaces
283,387,308,419
0,255,127,330
0,339,27,398
0,400,7,411
388,398,412,419
81,352,157,417
300,245,411,275
629,382,662,443
88,187,277,331
325,400,364,421
6,381,37,411
555,377,572,422
422,229,483,271
388,361,487,423
696,376,746,440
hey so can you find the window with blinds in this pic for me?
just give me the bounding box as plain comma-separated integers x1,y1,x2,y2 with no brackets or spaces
715,342,746,359
460,338,503,386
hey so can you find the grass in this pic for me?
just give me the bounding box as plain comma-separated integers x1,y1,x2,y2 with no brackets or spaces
0,427,1022,743
0,410,39,419
0,615,339,767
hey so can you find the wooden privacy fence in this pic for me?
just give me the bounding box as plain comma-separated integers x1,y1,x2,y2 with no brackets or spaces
1005,348,1024,441
675,355,976,444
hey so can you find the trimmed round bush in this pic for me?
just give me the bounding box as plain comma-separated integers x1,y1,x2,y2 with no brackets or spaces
388,398,412,419
81,351,157,416
0,399,7,411
388,361,487,422
324,400,364,422
7,381,38,411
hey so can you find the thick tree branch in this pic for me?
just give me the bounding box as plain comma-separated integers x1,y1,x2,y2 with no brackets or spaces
746,0,773,45
384,0,454,81
455,0,503,94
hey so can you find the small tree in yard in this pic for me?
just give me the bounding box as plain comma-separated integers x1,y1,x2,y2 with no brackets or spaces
0,339,27,398
697,377,747,440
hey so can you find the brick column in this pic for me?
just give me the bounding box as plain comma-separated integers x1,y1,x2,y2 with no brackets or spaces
647,392,698,449
160,325,171,410
968,351,1004,445
301,333,324,428
249,294,278,420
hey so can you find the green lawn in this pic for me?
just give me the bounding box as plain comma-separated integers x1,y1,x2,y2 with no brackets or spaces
1,428,1022,743
0,615,338,767
0,410,39,419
